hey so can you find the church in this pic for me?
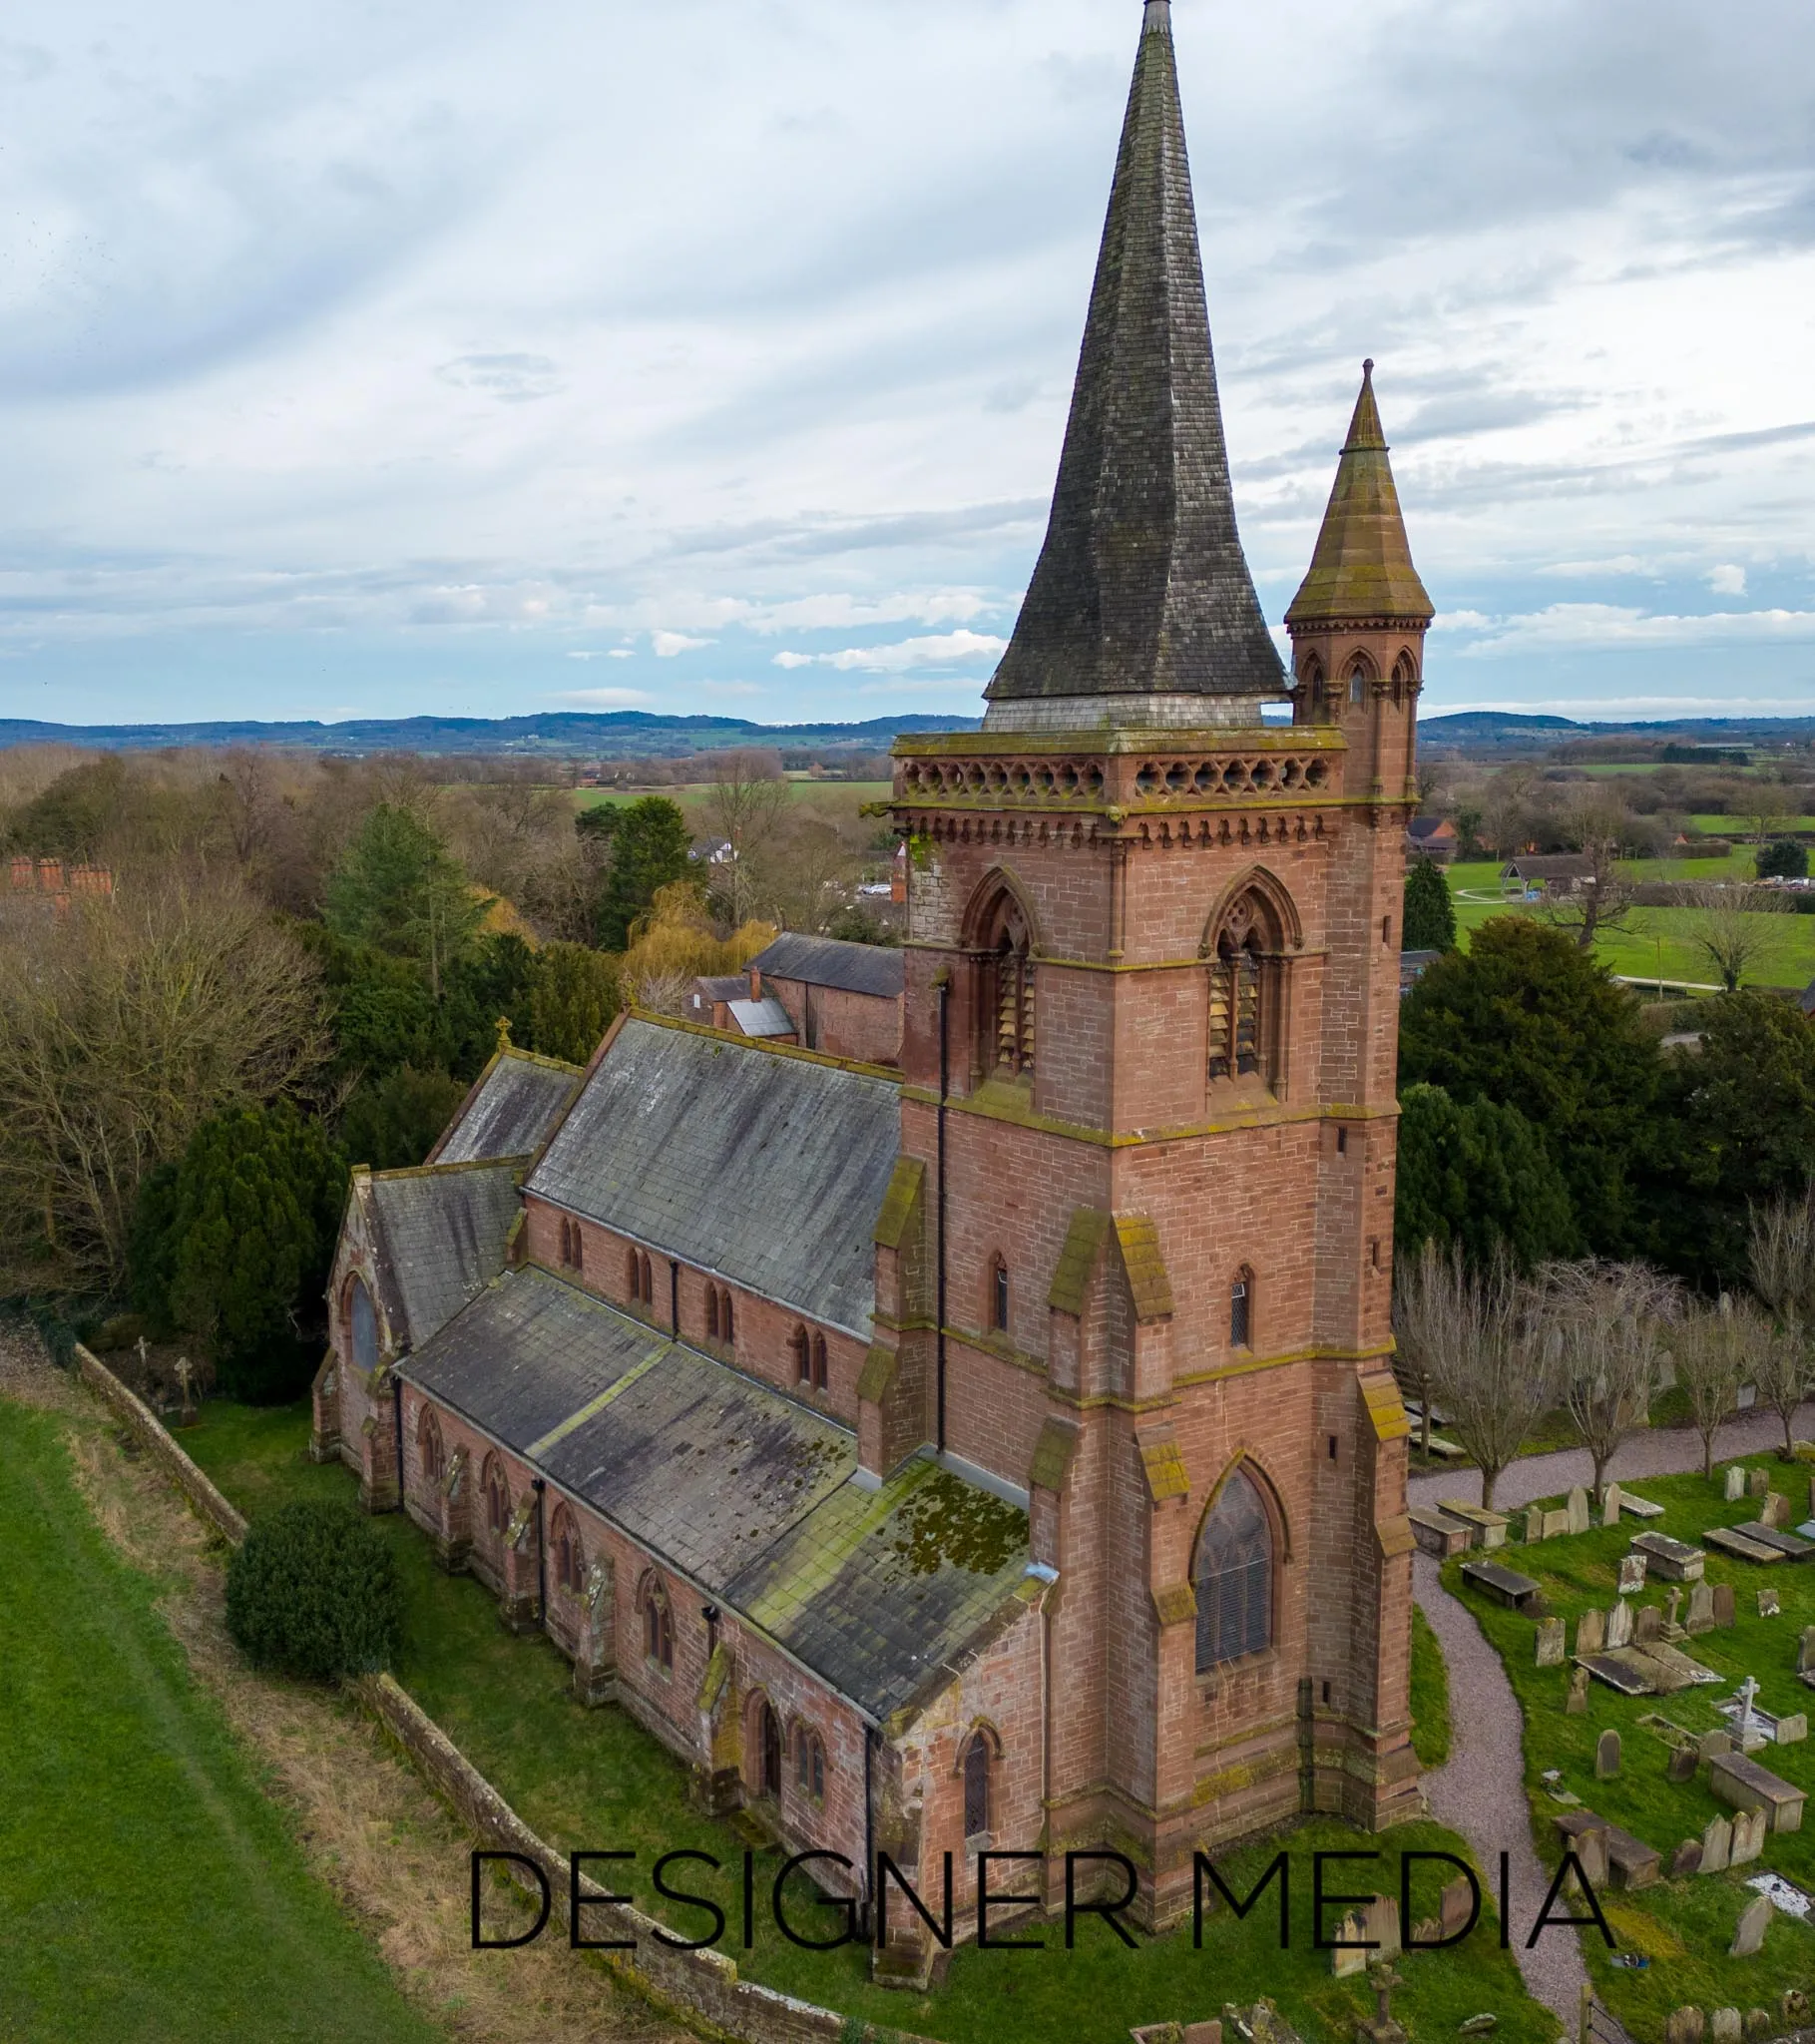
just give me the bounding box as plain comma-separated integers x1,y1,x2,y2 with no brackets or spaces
311,0,1434,1965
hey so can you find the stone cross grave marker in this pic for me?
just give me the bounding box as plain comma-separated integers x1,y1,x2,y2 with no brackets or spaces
1567,1485,1591,1535
1737,1676,1761,1748
1596,1728,1622,1779
1618,1553,1647,1594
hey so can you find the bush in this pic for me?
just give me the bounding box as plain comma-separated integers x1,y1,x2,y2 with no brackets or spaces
226,1501,402,1683
1402,857,1457,951
1758,838,1810,881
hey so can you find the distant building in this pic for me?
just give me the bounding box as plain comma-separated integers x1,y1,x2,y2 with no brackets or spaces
1399,949,1443,995
1501,853,1596,898
1405,817,1458,864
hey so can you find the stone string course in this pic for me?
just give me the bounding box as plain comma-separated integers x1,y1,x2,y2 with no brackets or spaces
72,1343,937,2044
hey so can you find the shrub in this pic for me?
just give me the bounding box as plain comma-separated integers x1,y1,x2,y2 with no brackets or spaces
1758,838,1810,881
226,1500,401,1683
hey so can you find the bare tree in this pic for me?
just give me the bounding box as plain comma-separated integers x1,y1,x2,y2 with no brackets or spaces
1540,1260,1680,1499
1749,1186,1815,1448
1394,1242,1555,1511
1672,1294,1755,1476
1683,882,1791,992
1543,793,1636,950
704,752,789,925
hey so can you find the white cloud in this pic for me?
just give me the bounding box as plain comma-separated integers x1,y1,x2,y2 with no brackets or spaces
548,687,654,707
1456,603,1815,656
651,631,714,657
1708,563,1748,595
770,629,1007,674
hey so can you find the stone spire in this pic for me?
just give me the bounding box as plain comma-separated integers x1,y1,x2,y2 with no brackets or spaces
1285,362,1434,629
983,0,1285,731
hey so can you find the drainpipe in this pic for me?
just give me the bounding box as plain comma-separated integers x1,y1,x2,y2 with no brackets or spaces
391,1371,406,1516
935,974,949,1454
532,1478,547,1628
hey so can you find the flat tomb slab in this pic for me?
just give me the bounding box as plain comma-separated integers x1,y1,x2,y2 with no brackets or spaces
1706,1526,1787,1565
1734,1521,1815,1560
1605,1824,1662,1888
1411,1507,1476,1559
1629,1532,1705,1581
1710,1751,1807,1832
1581,1652,1657,1697
1462,1559,1542,1610
1617,1495,1666,1519
1640,1642,1723,1689
1439,1500,1510,1546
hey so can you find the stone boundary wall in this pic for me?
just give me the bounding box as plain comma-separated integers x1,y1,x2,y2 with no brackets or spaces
68,1344,933,2044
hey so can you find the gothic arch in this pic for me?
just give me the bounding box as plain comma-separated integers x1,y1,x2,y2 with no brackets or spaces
1191,1459,1280,1672
1198,865,1304,957
1195,1449,1293,1566
958,863,1042,954
963,867,1039,1083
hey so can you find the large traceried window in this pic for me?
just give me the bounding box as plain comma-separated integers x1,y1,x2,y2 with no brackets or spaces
1206,890,1283,1086
1194,1468,1274,1673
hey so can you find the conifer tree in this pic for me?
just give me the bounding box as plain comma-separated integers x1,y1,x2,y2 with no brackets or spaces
1402,856,1457,951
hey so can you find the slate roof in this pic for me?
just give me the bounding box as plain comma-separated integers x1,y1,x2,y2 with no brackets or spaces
750,932,906,1001
984,1,1284,712
400,1267,1031,1724
433,1049,584,1166
365,1162,522,1353
524,1018,900,1337
728,997,796,1039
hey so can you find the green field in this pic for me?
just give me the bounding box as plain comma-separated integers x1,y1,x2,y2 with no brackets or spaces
1449,1456,1815,2034
1445,860,1815,991
184,1402,1554,2044
573,778,891,812
0,1397,439,2044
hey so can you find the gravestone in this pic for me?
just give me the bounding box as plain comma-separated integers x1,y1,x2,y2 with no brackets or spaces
1635,1604,1662,1644
1699,1728,1734,1763
1701,1814,1733,1872
1711,2013,1741,2044
1536,1618,1566,1668
1745,2013,1772,2043
1567,1486,1591,1535
1730,1893,1772,1957
1440,1875,1475,1940
1729,1807,1766,1866
1578,1607,1608,1656
1758,1588,1780,1618
1799,1626,1815,1676
1607,1600,1634,1650
1670,1838,1702,1875
1544,1508,1571,1541
1669,1747,1699,1785
1749,1468,1770,1499
1712,1584,1735,1630
1360,1893,1401,1959
1665,2013,1704,2044
1685,1583,1716,1634
1776,1713,1807,1745
1525,1507,1546,1544
1725,1465,1747,1502
1666,1585,1686,1636
1329,1908,1369,1977
1567,1668,1589,1715
1596,1729,1622,1779
1603,1482,1622,1524
1557,1814,1609,1887
1762,1492,1790,1530
1618,1554,1647,1594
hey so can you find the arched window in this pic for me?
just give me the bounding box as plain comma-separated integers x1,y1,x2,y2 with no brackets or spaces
979,895,1035,1081
1230,1269,1253,1349
1206,890,1282,1085
720,1289,734,1345
627,1246,641,1298
572,1226,585,1276
1348,661,1369,708
991,1257,1010,1334
1391,651,1416,706
756,1700,782,1798
791,1325,811,1384
962,1734,992,1840
643,1581,674,1671
705,1287,719,1341
552,1508,584,1596
483,1455,510,1536
347,1278,379,1373
811,1332,828,1391
795,1725,827,1800
1194,1468,1274,1672
418,1407,445,1488
1302,654,1325,711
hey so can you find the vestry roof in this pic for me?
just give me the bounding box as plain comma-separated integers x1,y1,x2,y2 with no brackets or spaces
524,1018,901,1337
400,1267,1031,1724
750,932,906,1000
984,0,1284,718
1285,363,1434,629
364,1161,521,1354
432,1048,585,1166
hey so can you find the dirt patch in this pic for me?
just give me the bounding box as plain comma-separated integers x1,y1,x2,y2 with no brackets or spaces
3,1338,693,2044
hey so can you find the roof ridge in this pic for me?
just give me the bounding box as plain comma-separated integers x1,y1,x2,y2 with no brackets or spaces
366,1155,531,1184
627,1006,902,1084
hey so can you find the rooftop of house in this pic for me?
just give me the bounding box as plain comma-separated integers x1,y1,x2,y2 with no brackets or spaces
430,1047,586,1167
1503,854,1596,881
749,931,906,1000
360,1160,523,1355
726,996,796,1039
524,1016,901,1338
399,1265,1032,1725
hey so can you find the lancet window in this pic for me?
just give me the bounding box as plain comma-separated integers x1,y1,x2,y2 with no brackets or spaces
1194,1467,1274,1672
981,899,1035,1081
1206,889,1282,1086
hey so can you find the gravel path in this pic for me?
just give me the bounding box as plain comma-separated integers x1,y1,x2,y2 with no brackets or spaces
1407,1402,1815,2031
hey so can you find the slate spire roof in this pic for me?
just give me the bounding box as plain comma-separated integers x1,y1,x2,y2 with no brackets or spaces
984,0,1285,725
1285,361,1434,629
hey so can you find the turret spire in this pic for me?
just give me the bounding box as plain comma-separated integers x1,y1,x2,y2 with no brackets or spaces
984,1,1284,729
1285,362,1433,629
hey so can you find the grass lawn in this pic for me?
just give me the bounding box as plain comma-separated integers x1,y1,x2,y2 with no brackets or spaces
0,1397,441,2044
184,1401,1556,2044
1445,1454,1815,2035
1410,1606,1452,1769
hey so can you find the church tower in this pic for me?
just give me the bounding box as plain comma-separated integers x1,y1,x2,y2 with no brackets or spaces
881,0,1427,1921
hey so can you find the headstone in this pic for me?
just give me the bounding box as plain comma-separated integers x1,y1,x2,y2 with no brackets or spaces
1602,1481,1622,1525
1799,1626,1815,1676
1666,1585,1685,1635
1577,1607,1608,1656
1758,1589,1780,1619
1726,1465,1747,1502
1596,1729,1622,1780
1730,1807,1766,1866
1730,1894,1772,1958
1762,1491,1790,1530
1557,1814,1609,1886
1439,1875,1474,1940
1775,1713,1807,1746
1745,2013,1772,2043
1618,1553,1647,1594
1665,2013,1704,2044
1607,1600,1634,1650
1635,1604,1662,1644
1701,1814,1732,1873
1525,1506,1546,1544
1535,1617,1566,1667
1749,1467,1770,1498
1567,1485,1591,1535
1712,1583,1735,1630
1669,1747,1698,1784
1711,2013,1741,2044
1670,1839,1702,1876
1567,1668,1590,1715
1329,1908,1368,1976
1359,1892,1401,1959
1544,1508,1571,1541
1699,1729,1734,1762
1685,1582,1716,1634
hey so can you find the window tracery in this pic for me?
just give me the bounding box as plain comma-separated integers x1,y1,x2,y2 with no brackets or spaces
1206,890,1281,1085
1194,1467,1274,1672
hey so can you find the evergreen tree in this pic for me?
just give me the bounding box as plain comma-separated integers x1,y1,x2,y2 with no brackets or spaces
1395,1083,1579,1272
325,805,488,996
527,942,620,1065
1757,839,1809,880
1402,857,1458,951
339,1066,468,1171
593,797,692,950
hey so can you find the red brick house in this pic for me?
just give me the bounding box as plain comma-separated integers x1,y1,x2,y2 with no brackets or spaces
313,0,1425,1969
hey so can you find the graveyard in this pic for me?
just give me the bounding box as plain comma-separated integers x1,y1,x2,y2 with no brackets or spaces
1445,1455,1815,2037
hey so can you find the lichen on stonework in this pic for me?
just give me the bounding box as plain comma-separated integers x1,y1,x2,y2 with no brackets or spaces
888,1470,1025,1578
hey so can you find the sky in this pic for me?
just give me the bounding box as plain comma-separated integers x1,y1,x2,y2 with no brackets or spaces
2,0,1814,732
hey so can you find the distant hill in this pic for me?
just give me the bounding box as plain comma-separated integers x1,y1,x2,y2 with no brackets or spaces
0,710,982,760
1420,711,1815,752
